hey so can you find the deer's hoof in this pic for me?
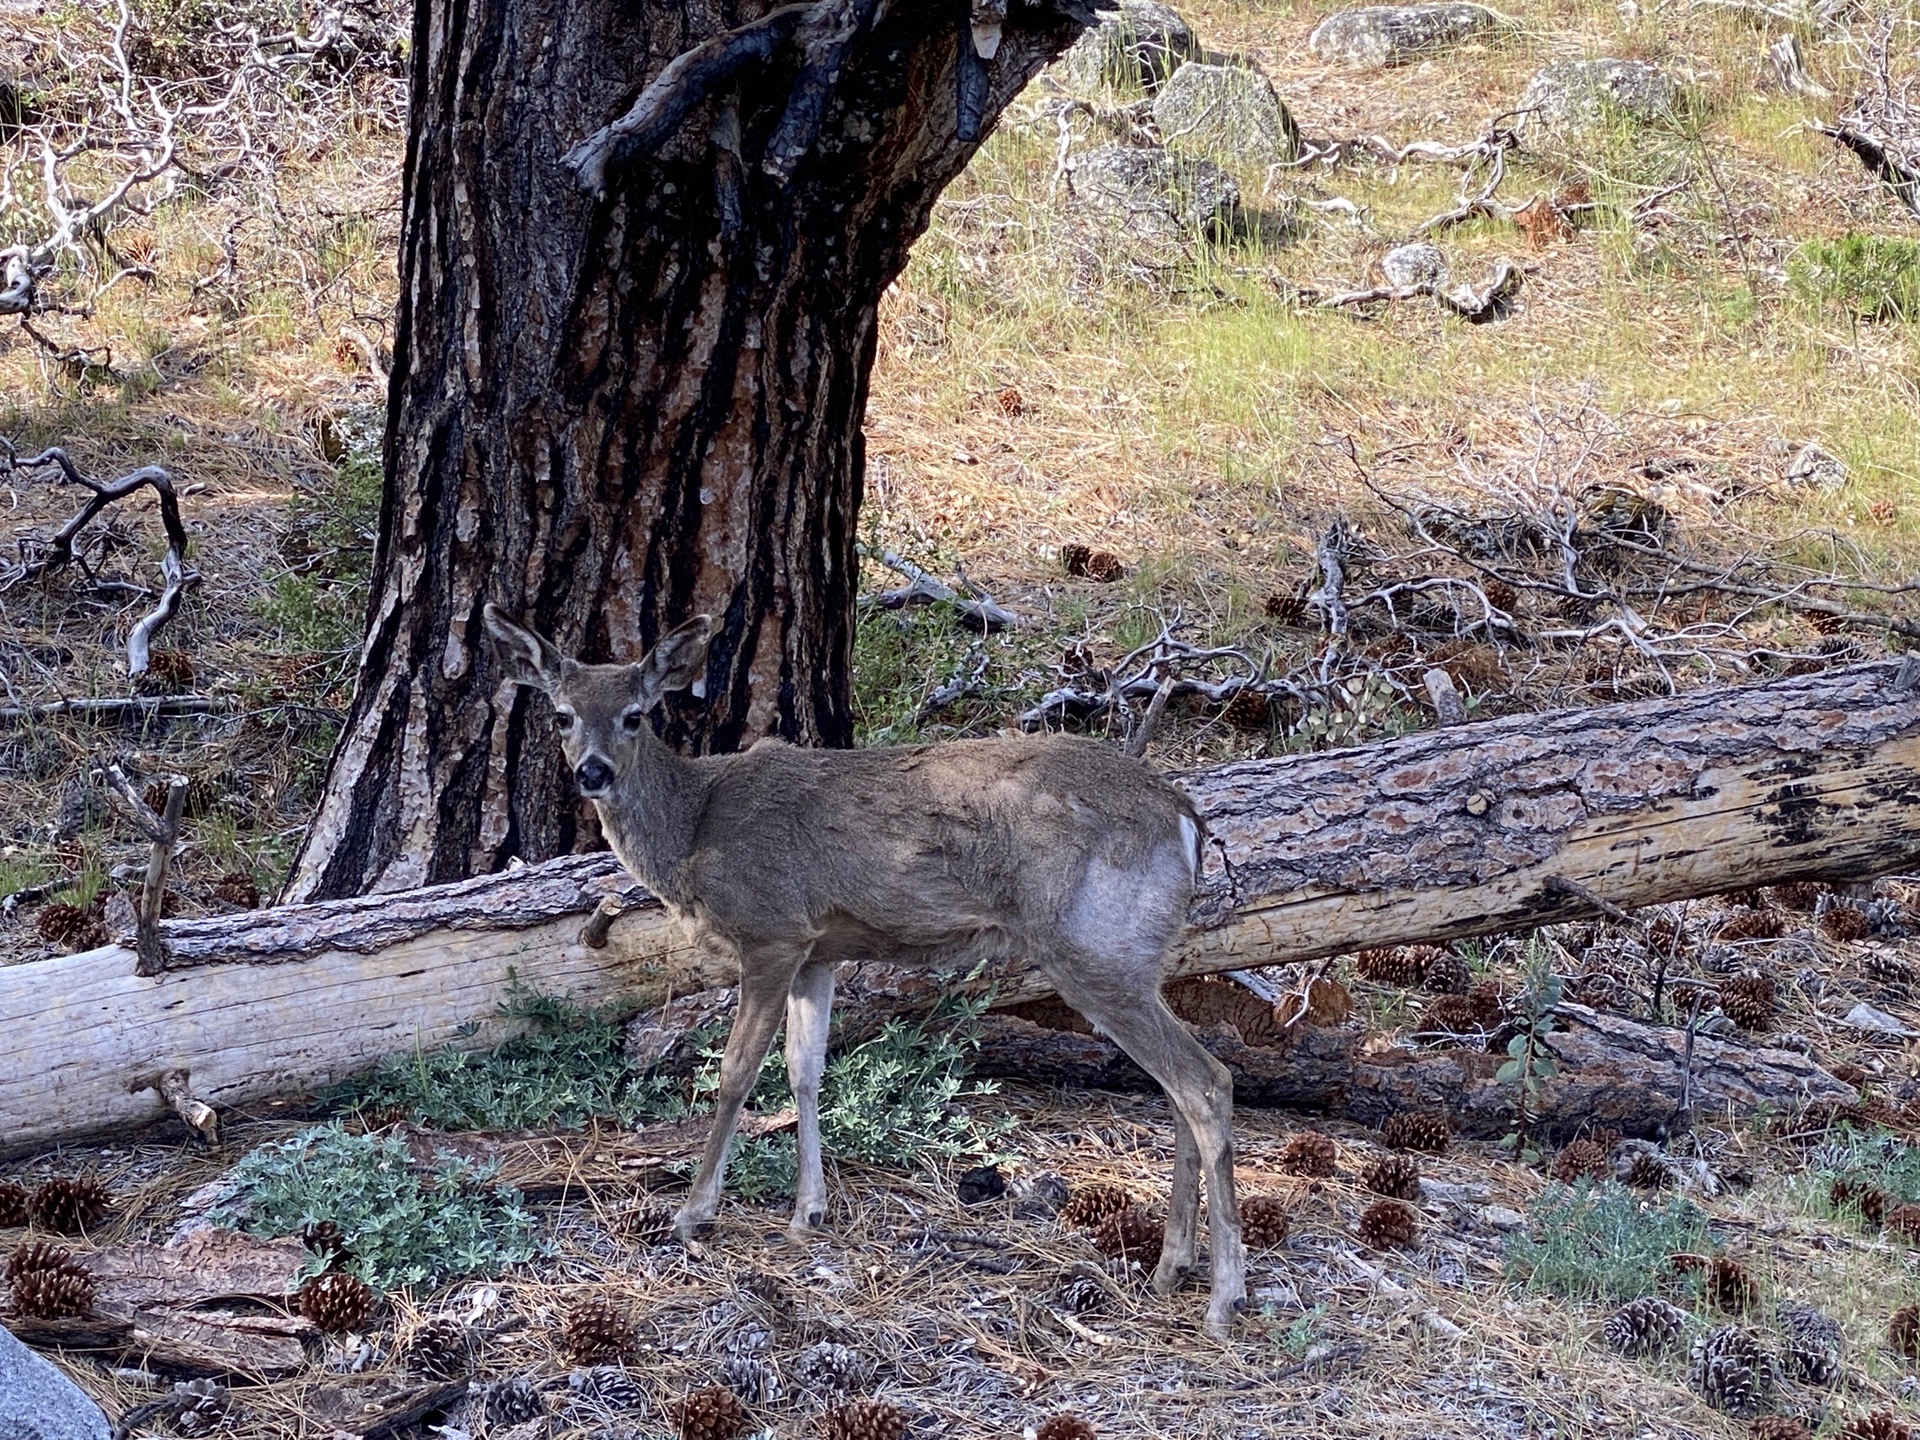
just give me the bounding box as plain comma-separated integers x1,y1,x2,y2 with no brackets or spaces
786,1210,827,1241
673,1208,712,1243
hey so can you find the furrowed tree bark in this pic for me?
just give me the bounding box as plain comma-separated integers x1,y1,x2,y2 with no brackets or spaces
287,1,1097,901
6,661,1917,1156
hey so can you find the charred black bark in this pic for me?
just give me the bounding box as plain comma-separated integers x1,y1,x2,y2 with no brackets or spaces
289,2,1090,900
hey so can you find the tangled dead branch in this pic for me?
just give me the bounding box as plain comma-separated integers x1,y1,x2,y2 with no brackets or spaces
0,441,195,679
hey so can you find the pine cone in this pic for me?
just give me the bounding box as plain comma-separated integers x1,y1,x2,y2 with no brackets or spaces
1689,1325,1777,1417
1867,952,1915,985
1696,1255,1758,1313
297,1271,376,1333
1719,974,1778,1031
403,1315,471,1379
1279,1131,1337,1177
1466,980,1506,1027
1768,881,1827,912
1221,689,1272,731
1831,1061,1870,1087
0,1184,27,1228
168,1379,230,1438
1421,950,1471,995
1889,1204,1920,1243
6,1241,94,1319
1828,1177,1890,1227
1603,1296,1686,1357
1363,1154,1422,1200
1060,545,1124,582
484,1376,548,1426
1355,947,1427,985
619,1198,679,1245
1777,1302,1842,1385
565,1293,638,1364
28,1176,113,1235
1891,1304,1920,1361
300,1219,346,1260
1036,1415,1097,1440
718,1354,781,1406
1822,905,1873,943
1090,1205,1164,1269
1059,1183,1133,1229
212,871,261,909
995,386,1024,418
793,1341,874,1396
1842,1413,1914,1440
570,1365,646,1411
1623,1150,1672,1190
1419,994,1481,1033
1356,1199,1419,1249
1380,1110,1451,1155
1751,1419,1812,1440
815,1397,907,1440
1551,1140,1610,1186
676,1385,748,1440
1238,1195,1289,1248
1718,910,1786,942
36,903,107,951
1053,1266,1110,1316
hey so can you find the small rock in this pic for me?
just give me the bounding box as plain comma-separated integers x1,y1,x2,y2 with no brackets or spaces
1308,4,1504,67
1151,61,1300,161
0,1322,112,1440
1517,58,1680,132
1381,240,1448,288
1069,144,1247,242
1841,1002,1919,1038
1057,0,1204,91
1479,1204,1527,1231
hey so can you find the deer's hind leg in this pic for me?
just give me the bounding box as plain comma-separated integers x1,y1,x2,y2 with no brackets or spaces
1045,957,1246,1338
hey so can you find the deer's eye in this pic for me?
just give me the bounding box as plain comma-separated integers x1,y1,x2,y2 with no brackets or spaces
621,707,647,735
554,711,575,731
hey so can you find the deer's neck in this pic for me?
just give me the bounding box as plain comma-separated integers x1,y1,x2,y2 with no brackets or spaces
595,738,706,898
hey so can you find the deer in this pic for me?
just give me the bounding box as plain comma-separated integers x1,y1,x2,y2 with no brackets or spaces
483,605,1247,1334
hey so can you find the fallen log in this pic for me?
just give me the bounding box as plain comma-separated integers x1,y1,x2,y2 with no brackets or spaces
965,999,1854,1143
4,660,1919,1156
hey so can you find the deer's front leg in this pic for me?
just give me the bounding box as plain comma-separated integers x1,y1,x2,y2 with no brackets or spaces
784,959,836,1237
676,945,807,1241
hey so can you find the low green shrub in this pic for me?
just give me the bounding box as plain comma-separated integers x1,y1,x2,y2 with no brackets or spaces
1504,1181,1708,1300
337,982,686,1131
1812,1127,1920,1204
1788,233,1920,321
210,1123,539,1289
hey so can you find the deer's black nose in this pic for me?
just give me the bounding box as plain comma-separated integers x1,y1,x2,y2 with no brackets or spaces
575,756,615,796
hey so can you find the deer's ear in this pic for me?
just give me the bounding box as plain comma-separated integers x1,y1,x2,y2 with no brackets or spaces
483,604,562,691
639,615,715,704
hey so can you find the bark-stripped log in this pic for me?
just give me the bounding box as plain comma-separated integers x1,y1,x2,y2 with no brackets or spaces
3,661,1917,1157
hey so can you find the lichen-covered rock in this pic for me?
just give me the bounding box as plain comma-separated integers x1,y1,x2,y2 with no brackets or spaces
1308,4,1503,67
1381,241,1448,288
1057,0,1204,91
1069,144,1246,242
1151,62,1299,161
1518,58,1680,131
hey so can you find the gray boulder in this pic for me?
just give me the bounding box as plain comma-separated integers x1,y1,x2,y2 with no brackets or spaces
1518,58,1679,130
1308,4,1504,67
1151,62,1300,162
1381,241,1448,288
1070,144,1246,242
0,1324,111,1440
1057,0,1203,91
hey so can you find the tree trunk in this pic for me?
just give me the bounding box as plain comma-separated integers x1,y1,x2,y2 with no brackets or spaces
8,661,1917,1157
287,1,1092,901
